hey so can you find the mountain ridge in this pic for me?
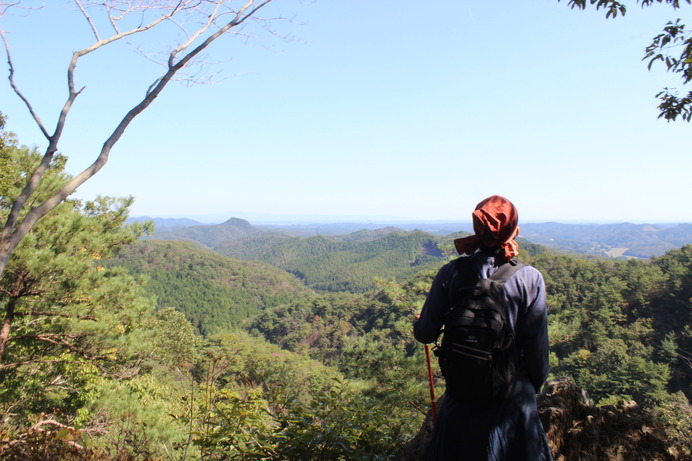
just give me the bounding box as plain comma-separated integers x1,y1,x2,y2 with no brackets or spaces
131,216,692,259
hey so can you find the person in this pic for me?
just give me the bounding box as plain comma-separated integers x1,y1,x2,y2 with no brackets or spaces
414,195,552,461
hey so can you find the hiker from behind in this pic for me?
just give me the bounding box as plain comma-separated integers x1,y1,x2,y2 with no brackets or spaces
414,195,552,461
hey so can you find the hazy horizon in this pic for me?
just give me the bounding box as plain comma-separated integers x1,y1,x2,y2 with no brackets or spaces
130,212,692,227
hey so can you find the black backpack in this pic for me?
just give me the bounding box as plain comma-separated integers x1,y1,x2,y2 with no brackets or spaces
434,257,525,403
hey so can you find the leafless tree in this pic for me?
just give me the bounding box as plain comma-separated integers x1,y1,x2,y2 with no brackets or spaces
0,0,279,277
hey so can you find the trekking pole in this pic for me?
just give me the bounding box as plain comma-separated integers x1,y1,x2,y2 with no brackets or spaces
424,343,437,426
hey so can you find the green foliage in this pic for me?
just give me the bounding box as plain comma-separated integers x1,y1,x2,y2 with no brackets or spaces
0,146,67,215
654,391,692,458
216,230,446,293
195,387,275,460
0,194,153,410
184,331,404,460
249,269,438,454
88,374,192,459
111,240,313,335
152,307,201,368
248,267,434,370
174,329,421,460
0,138,188,459
276,379,403,461
532,246,691,409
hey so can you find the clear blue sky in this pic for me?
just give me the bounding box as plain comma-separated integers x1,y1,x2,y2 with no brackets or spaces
1,1,690,224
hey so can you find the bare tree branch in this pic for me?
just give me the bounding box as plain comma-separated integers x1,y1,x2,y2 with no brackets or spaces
0,357,106,371
6,333,101,364
15,311,97,321
0,1,32,18
73,1,187,57
10,333,81,342
0,297,16,359
0,418,109,451
170,1,225,64
0,31,50,139
0,0,280,278
74,0,100,41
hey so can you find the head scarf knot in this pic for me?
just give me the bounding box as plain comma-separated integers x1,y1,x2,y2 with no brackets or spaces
453,195,520,261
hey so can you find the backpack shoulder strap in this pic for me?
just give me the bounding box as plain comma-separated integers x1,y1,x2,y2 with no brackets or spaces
446,257,525,307
448,256,475,289
488,259,526,285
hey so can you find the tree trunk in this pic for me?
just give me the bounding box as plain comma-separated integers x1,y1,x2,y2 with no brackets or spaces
0,297,17,360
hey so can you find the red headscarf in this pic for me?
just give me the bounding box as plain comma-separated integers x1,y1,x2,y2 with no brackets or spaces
453,195,520,261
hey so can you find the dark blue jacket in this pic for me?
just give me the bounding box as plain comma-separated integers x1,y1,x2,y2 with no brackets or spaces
414,248,552,460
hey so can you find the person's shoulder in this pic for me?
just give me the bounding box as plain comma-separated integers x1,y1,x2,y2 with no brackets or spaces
514,261,545,282
449,254,480,271
438,258,460,274
435,256,469,278
514,260,539,272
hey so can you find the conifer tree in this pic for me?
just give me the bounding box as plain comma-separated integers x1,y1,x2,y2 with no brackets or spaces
0,130,163,456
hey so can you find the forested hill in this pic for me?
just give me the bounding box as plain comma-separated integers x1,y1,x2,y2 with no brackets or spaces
146,217,453,292
109,240,314,335
215,230,448,292
151,217,270,247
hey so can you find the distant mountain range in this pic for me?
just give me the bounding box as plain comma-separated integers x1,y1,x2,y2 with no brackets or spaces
519,222,692,258
127,216,691,259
